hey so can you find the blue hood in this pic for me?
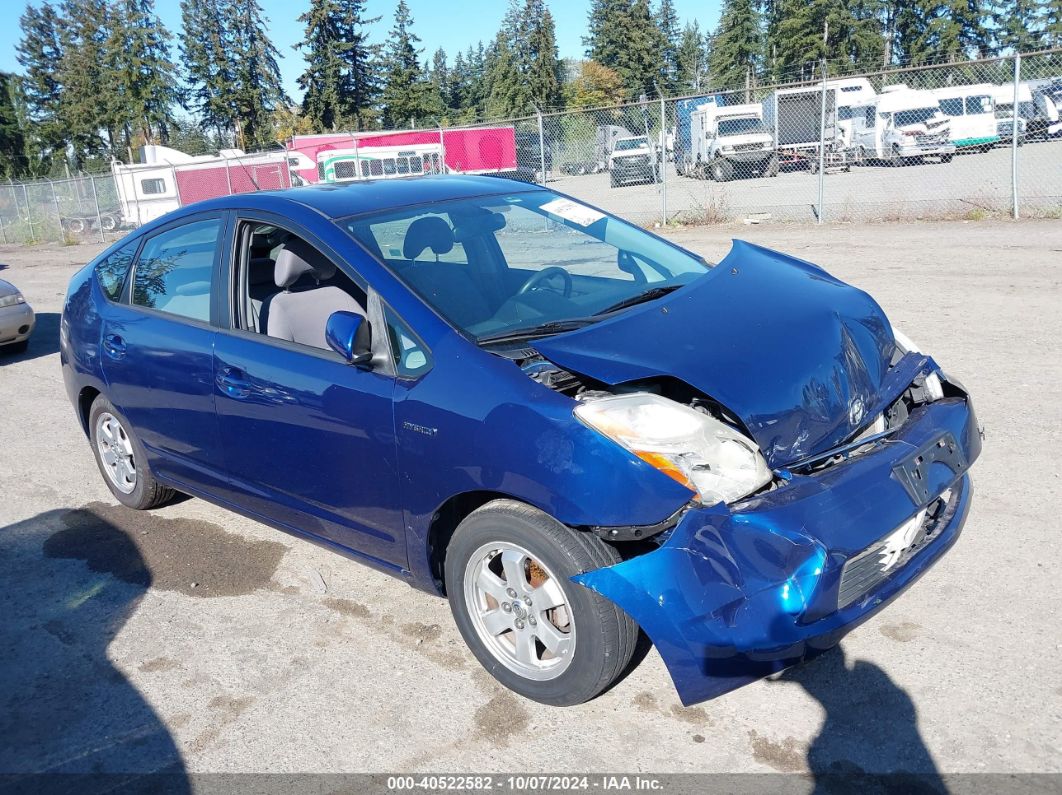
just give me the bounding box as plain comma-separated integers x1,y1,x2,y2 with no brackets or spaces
535,240,898,468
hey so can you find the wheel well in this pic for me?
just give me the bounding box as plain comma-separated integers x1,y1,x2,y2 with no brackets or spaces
427,490,513,594
77,386,100,436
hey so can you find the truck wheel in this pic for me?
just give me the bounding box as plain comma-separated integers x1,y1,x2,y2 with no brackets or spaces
889,145,905,167
445,500,636,706
765,153,780,177
63,218,86,235
710,159,733,182
88,397,174,510
100,214,118,231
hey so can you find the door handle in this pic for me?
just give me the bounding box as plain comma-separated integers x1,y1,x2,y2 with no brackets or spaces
102,333,126,358
216,367,251,398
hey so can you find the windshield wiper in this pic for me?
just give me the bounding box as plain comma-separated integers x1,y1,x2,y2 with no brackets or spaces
476,318,596,345
594,284,684,316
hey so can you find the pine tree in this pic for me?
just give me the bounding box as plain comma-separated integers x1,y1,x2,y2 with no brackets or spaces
675,20,709,93
379,0,433,127
16,1,65,168
57,0,115,164
707,0,762,89
227,0,288,148
296,0,378,132
772,0,884,79
179,0,238,141
584,0,663,97
991,0,1043,52
485,33,526,117
0,73,29,178
449,50,468,112
110,0,181,148
1046,0,1062,46
427,48,450,119
654,0,682,92
527,4,563,110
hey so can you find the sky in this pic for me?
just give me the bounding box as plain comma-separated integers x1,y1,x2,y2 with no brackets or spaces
0,0,722,101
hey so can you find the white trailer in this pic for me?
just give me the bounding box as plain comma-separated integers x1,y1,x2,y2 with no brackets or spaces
762,84,846,171
686,103,776,181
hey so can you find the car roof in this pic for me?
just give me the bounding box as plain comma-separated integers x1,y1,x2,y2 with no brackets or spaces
184,175,547,221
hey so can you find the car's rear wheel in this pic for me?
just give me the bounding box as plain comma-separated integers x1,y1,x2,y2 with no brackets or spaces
89,397,174,510
445,500,636,706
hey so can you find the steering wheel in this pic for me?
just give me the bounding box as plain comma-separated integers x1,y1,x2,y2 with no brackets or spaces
517,266,573,298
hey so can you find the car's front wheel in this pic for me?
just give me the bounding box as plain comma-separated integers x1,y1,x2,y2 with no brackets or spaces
89,397,174,510
445,500,636,706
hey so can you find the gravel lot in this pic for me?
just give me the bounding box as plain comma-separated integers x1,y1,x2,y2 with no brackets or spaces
1,220,1060,782
551,139,1062,224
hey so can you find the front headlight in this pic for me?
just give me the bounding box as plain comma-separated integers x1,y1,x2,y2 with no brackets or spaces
575,393,773,505
0,293,26,309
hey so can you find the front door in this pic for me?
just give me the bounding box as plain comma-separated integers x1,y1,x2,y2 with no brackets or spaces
99,215,224,491
211,220,406,571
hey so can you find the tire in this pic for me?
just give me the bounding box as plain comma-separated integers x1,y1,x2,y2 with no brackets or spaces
710,158,732,182
445,500,637,706
88,396,174,510
63,218,86,235
100,214,118,231
765,153,780,177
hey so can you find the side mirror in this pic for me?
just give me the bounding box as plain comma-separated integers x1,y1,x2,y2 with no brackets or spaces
326,311,373,368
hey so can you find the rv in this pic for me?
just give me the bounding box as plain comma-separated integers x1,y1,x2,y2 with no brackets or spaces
318,144,444,183
931,84,1000,151
685,103,776,181
112,145,295,228
850,86,955,165
991,83,1034,144
832,78,877,150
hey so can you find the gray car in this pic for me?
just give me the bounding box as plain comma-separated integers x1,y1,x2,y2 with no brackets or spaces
0,278,35,353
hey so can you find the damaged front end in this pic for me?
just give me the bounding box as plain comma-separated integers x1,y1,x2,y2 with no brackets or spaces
573,362,980,705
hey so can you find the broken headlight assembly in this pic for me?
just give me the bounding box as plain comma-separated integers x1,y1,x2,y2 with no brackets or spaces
575,393,773,505
892,327,944,401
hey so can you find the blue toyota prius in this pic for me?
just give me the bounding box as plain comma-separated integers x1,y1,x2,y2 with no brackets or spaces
61,176,980,706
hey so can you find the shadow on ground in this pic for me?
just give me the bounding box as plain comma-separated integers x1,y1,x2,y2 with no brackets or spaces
0,312,60,364
0,507,189,793
779,645,945,793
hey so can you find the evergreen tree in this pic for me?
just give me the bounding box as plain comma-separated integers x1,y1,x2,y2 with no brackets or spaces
675,20,709,93
179,0,237,141
485,33,526,117
296,0,378,132
379,0,433,127
57,0,115,163
449,50,468,111
0,73,29,178
1046,0,1062,46
707,0,762,89
110,0,181,148
585,0,663,97
16,1,65,168
427,48,450,119
527,4,563,110
991,0,1044,52
654,0,682,92
771,0,884,79
227,0,288,148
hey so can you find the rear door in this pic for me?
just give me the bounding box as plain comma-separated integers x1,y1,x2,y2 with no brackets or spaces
99,213,227,491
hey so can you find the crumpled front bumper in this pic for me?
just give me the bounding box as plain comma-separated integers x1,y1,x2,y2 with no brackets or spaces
575,391,981,706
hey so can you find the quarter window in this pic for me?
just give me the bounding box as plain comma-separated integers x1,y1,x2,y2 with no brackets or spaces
132,218,221,322
95,239,139,301
141,178,166,195
384,306,431,377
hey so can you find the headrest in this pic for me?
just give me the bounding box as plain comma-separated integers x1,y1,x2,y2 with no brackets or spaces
453,211,506,243
403,216,454,261
275,239,336,288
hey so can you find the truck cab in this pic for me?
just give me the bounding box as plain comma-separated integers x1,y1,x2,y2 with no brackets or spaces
852,87,955,165
689,104,776,182
608,135,658,188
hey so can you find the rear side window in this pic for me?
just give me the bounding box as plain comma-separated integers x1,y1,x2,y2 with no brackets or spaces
939,98,963,116
132,218,221,322
95,239,139,301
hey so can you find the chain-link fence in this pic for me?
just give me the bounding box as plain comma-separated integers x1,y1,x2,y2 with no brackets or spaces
1,49,1059,246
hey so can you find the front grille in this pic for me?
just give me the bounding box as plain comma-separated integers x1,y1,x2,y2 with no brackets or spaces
837,488,958,609
734,143,764,152
916,133,947,145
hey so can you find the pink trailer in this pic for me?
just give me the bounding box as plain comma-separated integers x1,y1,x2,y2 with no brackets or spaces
174,156,293,205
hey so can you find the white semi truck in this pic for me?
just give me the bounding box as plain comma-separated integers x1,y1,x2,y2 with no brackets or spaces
685,104,777,181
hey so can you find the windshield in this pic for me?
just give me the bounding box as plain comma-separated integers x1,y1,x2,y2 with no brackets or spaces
340,191,711,342
718,117,766,136
614,138,647,151
894,107,938,127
